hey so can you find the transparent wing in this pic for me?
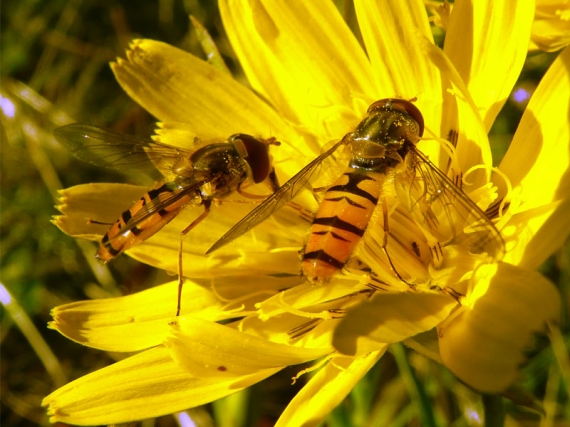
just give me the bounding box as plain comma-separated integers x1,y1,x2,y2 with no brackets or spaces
54,123,193,174
400,146,505,260
108,177,212,239
206,139,346,253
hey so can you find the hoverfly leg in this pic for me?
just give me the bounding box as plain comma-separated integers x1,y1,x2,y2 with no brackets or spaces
236,184,269,200
310,183,331,206
442,286,465,302
266,136,281,147
265,167,280,193
176,200,213,316
380,194,416,290
286,201,314,223
87,218,114,226
429,284,465,303
429,242,445,269
312,185,329,193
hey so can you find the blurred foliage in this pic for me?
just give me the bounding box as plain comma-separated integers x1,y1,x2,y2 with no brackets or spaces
1,1,568,426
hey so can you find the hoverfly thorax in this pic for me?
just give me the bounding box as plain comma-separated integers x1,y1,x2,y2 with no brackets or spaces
171,157,195,179
367,98,425,137
188,142,250,196
347,99,423,170
354,99,423,147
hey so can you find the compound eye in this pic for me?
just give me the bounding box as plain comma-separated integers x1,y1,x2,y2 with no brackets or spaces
230,134,271,183
390,99,424,137
367,98,425,137
367,98,391,112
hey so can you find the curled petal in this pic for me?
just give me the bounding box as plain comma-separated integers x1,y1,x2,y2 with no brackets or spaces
333,292,457,356
438,262,561,392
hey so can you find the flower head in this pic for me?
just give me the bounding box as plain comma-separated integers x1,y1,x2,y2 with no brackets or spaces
46,1,567,425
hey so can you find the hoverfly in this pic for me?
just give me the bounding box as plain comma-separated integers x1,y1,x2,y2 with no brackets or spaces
207,99,505,282
55,124,280,314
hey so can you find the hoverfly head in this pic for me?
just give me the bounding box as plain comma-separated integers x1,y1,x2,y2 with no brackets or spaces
230,134,274,184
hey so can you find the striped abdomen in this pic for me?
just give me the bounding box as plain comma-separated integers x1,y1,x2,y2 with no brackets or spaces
301,168,383,280
96,182,193,262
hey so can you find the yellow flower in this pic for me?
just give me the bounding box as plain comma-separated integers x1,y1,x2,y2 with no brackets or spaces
531,0,570,52
45,1,566,426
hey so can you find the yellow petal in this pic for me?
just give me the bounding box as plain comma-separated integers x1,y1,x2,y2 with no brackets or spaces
438,262,561,393
421,36,495,190
445,0,534,130
54,183,148,241
499,47,570,266
220,0,375,142
112,39,294,140
256,279,367,321
500,46,570,208
531,0,570,52
166,317,332,378
43,347,278,425
504,199,570,269
275,351,386,427
49,280,223,351
355,0,443,128
333,292,457,356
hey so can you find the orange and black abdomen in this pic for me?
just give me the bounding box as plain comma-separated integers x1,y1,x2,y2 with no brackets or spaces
302,168,383,280
96,182,192,262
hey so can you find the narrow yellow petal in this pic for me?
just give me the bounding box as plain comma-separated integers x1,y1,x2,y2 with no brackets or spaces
111,39,293,140
499,47,570,267
275,351,386,427
256,280,367,321
49,281,223,351
500,46,570,208
43,347,278,425
445,0,534,130
54,183,147,241
355,0,443,129
532,0,570,52
166,317,331,378
420,36,494,189
438,263,561,393
333,293,457,356
505,199,570,269
220,0,373,142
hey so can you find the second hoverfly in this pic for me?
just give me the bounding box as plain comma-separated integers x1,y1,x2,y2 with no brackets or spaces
208,99,505,282
55,124,280,315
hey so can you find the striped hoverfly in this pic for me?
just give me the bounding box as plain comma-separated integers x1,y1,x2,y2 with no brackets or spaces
55,124,280,314
208,98,505,283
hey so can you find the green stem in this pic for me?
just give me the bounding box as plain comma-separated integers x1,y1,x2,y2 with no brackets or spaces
392,343,436,427
482,394,504,427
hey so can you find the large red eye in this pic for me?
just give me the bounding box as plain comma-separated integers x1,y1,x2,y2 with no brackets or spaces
231,134,271,183
367,98,425,137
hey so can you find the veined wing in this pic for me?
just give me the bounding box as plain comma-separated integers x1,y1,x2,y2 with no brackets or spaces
54,123,193,174
401,145,505,261
206,139,346,254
